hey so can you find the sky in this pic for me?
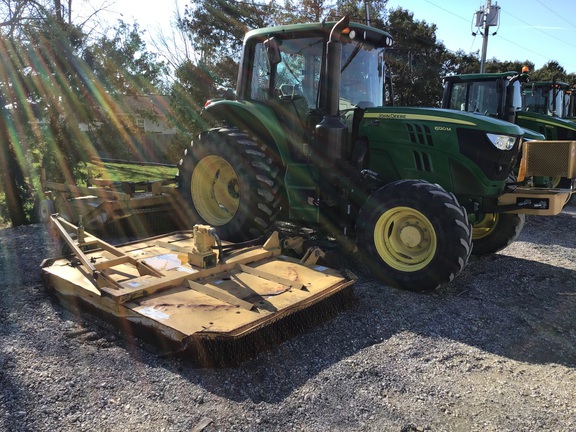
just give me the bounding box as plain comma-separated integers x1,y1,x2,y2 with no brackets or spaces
386,0,576,72
103,0,576,73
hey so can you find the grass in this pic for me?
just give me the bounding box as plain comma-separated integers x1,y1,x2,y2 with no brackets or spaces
87,161,178,184
0,161,179,227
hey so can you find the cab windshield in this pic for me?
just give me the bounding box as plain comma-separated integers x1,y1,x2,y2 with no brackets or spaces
339,41,385,110
447,80,505,116
523,85,564,117
249,35,386,110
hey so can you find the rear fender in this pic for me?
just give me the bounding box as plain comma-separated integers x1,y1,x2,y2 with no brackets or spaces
203,100,291,164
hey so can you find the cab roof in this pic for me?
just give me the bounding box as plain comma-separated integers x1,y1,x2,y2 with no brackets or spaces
244,20,393,48
443,71,519,83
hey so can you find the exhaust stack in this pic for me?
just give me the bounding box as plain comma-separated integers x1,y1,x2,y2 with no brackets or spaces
316,16,350,169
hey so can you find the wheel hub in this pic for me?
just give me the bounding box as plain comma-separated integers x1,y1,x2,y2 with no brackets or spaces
373,207,437,272
472,213,498,239
399,224,424,248
191,156,239,225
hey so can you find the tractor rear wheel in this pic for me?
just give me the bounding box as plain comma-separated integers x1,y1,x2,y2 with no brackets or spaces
471,212,525,255
178,128,282,242
356,180,472,292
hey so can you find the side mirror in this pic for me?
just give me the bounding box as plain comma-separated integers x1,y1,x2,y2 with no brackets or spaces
264,37,282,66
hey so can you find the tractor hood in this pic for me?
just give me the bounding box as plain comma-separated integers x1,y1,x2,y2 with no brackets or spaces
362,106,525,137
516,111,576,134
519,127,545,140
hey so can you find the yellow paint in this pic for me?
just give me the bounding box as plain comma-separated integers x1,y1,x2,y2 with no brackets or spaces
363,112,477,126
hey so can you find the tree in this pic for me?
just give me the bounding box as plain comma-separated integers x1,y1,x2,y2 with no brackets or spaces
443,50,481,76
80,20,170,161
147,1,196,76
168,0,277,148
483,59,534,74
280,0,328,23
84,21,167,95
0,1,168,226
531,60,568,82
331,0,388,27
0,8,83,225
385,8,448,107
169,59,229,142
180,0,276,63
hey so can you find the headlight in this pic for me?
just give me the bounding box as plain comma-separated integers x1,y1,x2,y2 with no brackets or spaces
486,133,516,150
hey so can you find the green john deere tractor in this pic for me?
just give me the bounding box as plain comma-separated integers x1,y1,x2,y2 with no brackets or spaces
442,70,576,188
442,71,576,139
178,17,574,292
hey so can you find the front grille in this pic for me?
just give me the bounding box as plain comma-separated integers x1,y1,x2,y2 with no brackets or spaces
406,123,433,146
413,150,432,172
457,128,519,181
524,141,576,178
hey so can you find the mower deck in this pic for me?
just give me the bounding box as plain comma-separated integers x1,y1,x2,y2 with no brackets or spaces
41,218,355,367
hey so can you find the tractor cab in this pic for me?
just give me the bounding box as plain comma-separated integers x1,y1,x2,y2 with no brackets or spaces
235,21,393,162
441,70,576,141
238,21,393,111
442,71,528,123
522,80,570,117
564,85,576,119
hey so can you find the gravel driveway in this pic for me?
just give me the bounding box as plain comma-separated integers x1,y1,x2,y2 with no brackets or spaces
1,203,575,432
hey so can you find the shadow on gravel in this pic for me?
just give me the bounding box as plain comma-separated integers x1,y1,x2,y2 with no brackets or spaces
519,211,576,249
0,365,33,432
149,251,576,404
6,222,574,408
0,224,57,432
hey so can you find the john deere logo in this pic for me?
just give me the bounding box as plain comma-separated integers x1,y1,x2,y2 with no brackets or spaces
376,113,406,120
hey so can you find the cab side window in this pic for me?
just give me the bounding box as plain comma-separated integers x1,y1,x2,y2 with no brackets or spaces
251,43,271,102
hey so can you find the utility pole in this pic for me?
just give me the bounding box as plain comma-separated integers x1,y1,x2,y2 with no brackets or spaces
365,0,371,26
473,0,501,73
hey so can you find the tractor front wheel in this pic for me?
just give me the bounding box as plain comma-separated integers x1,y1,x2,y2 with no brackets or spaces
178,128,282,242
471,212,525,255
356,180,472,292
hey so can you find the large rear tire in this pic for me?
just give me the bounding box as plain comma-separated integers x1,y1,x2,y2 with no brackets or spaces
356,180,472,292
178,128,282,242
471,212,525,255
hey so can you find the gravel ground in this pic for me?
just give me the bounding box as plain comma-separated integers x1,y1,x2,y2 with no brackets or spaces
1,203,575,432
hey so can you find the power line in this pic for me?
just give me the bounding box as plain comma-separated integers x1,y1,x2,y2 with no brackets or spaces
422,0,469,24
535,0,576,30
424,0,576,71
502,9,576,51
496,33,576,71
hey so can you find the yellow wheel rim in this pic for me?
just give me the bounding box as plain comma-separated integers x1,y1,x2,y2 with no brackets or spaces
551,176,562,188
472,213,498,240
191,155,239,226
373,206,437,272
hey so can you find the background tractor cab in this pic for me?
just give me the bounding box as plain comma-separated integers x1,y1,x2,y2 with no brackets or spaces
442,70,576,141
522,79,570,118
441,70,543,138
564,85,576,119
442,70,576,190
